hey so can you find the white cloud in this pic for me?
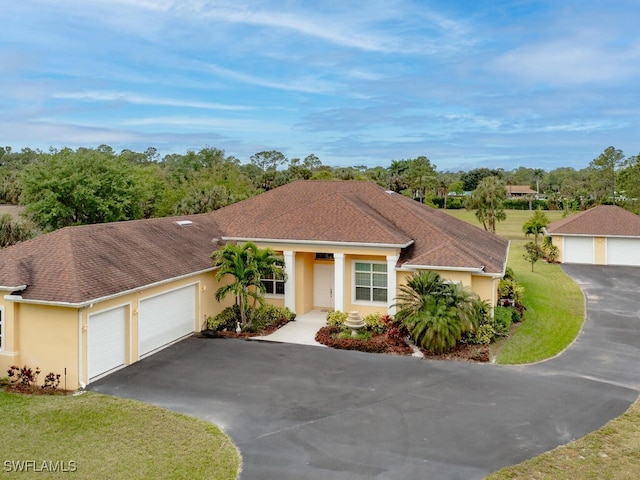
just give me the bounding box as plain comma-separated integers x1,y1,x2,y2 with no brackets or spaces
53,91,254,111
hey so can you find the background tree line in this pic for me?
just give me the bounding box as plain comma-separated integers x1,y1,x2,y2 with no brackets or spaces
0,144,638,239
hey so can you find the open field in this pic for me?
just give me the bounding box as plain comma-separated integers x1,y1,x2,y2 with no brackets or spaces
443,208,584,364
0,391,241,479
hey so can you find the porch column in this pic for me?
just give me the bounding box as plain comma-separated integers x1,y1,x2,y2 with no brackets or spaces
334,253,345,312
283,251,296,312
386,255,399,315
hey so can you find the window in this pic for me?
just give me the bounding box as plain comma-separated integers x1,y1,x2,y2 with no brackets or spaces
261,273,285,296
354,262,387,303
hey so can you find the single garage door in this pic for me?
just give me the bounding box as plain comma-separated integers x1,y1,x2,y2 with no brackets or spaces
607,238,640,266
564,236,594,264
138,284,196,357
88,306,127,380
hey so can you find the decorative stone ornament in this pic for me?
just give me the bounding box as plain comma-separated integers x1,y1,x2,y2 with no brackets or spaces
344,311,365,337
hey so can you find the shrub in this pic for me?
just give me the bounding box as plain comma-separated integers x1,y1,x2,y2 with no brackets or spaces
363,313,386,334
493,306,513,336
326,310,348,327
382,314,409,342
315,326,412,355
252,305,296,332
504,266,515,280
207,305,241,331
468,323,496,345
7,365,40,386
498,278,524,305
42,372,61,391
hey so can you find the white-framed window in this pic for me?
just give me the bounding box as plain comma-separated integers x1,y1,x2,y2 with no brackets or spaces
354,261,387,303
262,273,285,296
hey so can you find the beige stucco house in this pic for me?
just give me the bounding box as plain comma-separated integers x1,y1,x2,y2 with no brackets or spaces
546,205,640,266
0,180,509,388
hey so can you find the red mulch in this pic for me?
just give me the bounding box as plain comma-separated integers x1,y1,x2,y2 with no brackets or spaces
3,384,71,395
421,344,491,363
315,326,414,356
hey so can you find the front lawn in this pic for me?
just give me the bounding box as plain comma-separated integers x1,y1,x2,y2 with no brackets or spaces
443,209,584,364
0,391,241,479
486,398,640,480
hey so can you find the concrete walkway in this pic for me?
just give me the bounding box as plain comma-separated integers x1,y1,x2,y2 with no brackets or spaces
252,310,327,346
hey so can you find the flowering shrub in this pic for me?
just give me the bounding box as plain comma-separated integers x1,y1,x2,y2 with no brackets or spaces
7,365,40,386
6,365,63,393
381,314,409,342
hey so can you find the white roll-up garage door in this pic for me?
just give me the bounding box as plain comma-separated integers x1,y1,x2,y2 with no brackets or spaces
138,284,196,357
88,306,127,380
564,236,594,264
607,238,640,266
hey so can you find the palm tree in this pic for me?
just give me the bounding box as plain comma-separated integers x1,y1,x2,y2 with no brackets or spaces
466,176,507,233
211,242,286,329
394,271,484,354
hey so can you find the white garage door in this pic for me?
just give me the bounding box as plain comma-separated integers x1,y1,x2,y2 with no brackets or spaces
88,306,127,380
564,236,594,264
138,284,196,357
607,238,640,266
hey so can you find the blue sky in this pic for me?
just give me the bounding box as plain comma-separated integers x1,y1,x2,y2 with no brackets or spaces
2,1,639,171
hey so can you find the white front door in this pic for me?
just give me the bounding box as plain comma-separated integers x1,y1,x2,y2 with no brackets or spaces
314,263,335,309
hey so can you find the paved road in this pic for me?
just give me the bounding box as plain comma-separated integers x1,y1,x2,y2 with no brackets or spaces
91,265,640,479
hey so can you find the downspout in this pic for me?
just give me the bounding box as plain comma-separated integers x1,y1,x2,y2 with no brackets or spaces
78,308,86,390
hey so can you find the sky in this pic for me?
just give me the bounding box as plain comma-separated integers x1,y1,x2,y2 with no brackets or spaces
1,1,639,171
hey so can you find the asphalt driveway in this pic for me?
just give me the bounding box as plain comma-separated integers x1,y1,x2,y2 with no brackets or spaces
91,265,640,479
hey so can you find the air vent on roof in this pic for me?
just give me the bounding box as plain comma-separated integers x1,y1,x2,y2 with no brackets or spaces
176,220,193,227
385,190,395,194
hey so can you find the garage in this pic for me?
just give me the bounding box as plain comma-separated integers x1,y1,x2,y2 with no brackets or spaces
563,236,594,264
607,238,640,266
88,306,127,380
138,284,197,357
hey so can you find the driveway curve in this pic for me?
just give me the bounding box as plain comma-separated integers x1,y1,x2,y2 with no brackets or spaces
91,265,640,480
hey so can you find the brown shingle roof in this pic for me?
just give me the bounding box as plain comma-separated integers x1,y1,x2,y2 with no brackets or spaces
506,185,536,195
0,214,224,303
546,205,640,237
212,180,509,273
0,180,509,303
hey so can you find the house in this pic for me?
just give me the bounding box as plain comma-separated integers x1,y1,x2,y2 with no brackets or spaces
506,185,537,198
0,180,509,388
545,205,640,266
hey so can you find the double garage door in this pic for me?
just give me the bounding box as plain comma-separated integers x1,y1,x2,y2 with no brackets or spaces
563,236,640,266
88,284,197,381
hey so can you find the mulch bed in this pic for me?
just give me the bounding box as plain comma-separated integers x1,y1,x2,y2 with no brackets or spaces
421,344,491,363
315,326,414,356
3,384,71,395
197,318,291,339
200,320,491,363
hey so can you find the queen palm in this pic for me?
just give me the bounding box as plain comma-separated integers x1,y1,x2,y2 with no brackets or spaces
394,271,484,354
212,242,286,329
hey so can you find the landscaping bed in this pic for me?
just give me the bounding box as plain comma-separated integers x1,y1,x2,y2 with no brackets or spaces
315,325,413,355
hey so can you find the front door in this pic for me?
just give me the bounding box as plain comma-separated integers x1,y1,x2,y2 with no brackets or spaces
314,263,334,309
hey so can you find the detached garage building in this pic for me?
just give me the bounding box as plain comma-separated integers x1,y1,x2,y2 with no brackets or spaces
546,205,640,266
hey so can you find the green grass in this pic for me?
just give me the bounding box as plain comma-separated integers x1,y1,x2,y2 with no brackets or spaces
443,208,584,364
486,398,640,480
0,391,241,479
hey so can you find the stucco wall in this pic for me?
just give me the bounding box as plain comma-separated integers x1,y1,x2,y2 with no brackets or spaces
17,304,79,390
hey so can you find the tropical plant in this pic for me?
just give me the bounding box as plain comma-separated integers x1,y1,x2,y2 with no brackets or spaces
394,271,486,354
522,209,549,245
211,242,286,329
466,176,507,233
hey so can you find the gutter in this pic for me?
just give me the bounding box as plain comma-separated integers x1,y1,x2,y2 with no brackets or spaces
2,266,218,308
